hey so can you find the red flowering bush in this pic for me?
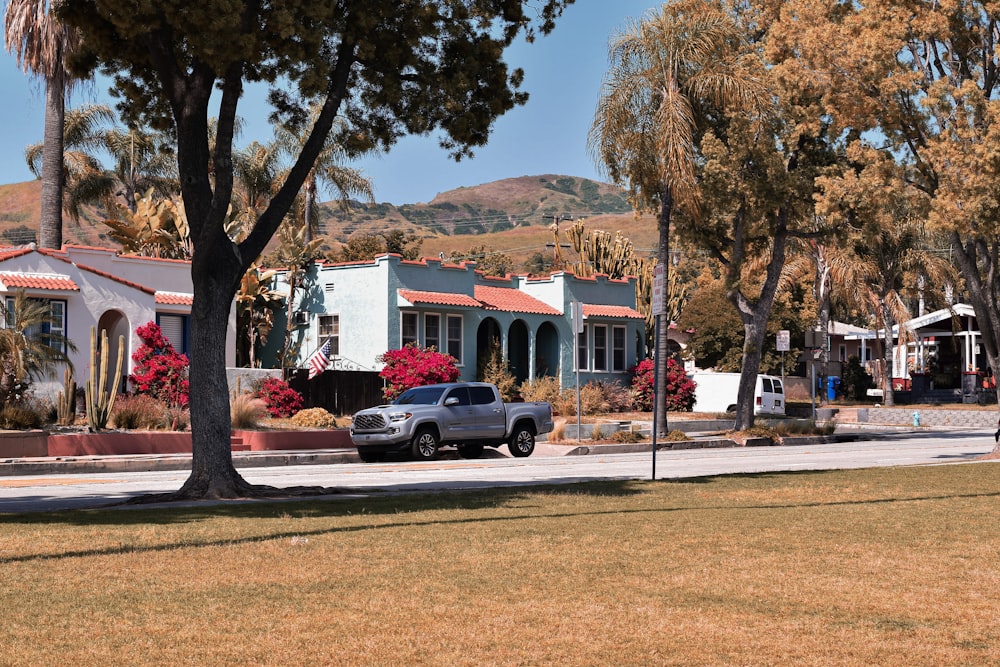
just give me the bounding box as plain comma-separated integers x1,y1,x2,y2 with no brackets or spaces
629,357,695,412
378,343,460,401
255,377,304,418
129,322,190,407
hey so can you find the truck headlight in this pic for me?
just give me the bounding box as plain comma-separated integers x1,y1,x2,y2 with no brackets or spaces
389,411,412,422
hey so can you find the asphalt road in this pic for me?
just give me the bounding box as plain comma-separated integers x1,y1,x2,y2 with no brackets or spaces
0,428,996,514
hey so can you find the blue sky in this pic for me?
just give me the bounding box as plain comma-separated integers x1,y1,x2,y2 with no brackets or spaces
0,2,658,205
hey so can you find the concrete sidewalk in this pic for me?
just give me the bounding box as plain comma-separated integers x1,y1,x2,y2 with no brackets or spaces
0,430,899,477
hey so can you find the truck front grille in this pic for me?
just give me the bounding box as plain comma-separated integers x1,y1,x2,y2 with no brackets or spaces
354,414,387,430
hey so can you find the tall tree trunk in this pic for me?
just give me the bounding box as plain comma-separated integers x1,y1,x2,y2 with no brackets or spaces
654,188,673,438
880,303,896,408
950,232,1000,453
178,250,252,498
816,259,831,401
303,177,316,243
39,70,65,249
732,316,767,430
729,211,790,431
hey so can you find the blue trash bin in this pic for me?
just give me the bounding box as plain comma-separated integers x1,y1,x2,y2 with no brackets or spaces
827,376,841,401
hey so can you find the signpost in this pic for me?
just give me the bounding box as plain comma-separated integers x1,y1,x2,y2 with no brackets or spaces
572,301,583,443
777,329,789,390
651,265,665,480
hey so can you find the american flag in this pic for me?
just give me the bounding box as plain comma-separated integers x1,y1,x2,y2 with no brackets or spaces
307,339,333,379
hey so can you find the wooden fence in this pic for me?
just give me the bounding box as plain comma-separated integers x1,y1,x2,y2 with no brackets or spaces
288,369,383,416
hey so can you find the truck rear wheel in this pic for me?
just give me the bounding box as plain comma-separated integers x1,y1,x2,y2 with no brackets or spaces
507,425,535,457
411,428,440,461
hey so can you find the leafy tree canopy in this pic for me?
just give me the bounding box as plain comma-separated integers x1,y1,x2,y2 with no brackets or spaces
54,0,574,500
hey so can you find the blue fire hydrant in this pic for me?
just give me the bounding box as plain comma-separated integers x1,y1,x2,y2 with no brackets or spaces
912,411,921,427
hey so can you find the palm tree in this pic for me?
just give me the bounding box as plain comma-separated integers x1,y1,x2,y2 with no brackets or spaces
4,0,80,249
589,0,761,436
269,222,325,376
26,104,115,223
840,220,954,407
236,264,283,368
27,107,179,222
0,290,75,405
275,109,374,241
99,125,178,212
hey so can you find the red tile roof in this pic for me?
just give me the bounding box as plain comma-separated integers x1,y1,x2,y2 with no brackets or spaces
583,304,644,319
155,292,193,305
0,247,34,262
0,272,79,291
398,289,480,308
474,285,561,315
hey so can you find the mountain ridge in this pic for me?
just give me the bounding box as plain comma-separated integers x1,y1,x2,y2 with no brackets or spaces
0,174,658,264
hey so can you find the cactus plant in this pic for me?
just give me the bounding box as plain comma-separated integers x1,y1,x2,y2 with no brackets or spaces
85,327,125,432
56,367,77,426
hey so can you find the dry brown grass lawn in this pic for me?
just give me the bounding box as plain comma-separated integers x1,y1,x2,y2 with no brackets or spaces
1,464,998,665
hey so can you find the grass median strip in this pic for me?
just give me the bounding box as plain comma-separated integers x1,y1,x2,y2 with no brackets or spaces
1,463,998,665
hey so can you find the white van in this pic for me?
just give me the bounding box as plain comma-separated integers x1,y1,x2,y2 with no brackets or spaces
690,372,786,416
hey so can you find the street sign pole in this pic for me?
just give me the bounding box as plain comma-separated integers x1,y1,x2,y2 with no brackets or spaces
572,301,583,443
651,265,666,481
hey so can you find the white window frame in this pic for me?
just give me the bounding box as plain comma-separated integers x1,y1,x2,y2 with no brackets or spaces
446,314,463,364
576,324,589,371
424,313,441,351
612,325,626,372
401,311,418,347
593,324,608,372
319,314,340,356
7,297,69,354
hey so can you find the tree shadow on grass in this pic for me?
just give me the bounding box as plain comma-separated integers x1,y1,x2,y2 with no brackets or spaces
2,473,998,565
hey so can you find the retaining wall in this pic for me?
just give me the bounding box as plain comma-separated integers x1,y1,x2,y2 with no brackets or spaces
855,407,999,428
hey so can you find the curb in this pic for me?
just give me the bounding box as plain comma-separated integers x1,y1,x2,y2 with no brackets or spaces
0,430,930,476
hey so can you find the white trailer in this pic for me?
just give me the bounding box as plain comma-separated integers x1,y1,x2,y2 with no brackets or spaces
689,372,786,415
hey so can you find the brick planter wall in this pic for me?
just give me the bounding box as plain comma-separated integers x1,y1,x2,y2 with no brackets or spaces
233,429,351,451
48,431,194,456
0,428,352,458
856,408,999,428
0,431,48,457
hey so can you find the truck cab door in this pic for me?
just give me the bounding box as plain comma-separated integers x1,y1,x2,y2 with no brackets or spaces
442,387,474,439
469,385,507,439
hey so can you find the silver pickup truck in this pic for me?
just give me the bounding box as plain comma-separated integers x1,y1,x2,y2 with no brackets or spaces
350,382,554,462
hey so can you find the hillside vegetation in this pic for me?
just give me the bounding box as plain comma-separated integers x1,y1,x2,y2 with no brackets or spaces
0,174,659,266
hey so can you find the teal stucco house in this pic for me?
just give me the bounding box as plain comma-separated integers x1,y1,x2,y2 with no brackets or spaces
266,253,646,389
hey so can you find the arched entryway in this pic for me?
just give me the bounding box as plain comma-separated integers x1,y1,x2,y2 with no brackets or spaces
476,317,502,379
508,319,529,384
96,310,129,393
534,321,559,379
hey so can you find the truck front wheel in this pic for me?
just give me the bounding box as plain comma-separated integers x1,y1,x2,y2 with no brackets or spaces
411,428,440,461
507,425,535,457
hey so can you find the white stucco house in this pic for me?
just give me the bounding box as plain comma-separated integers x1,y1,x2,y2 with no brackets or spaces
266,253,648,389
0,244,236,400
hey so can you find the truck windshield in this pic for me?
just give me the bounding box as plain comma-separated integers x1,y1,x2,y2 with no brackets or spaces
393,386,447,405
